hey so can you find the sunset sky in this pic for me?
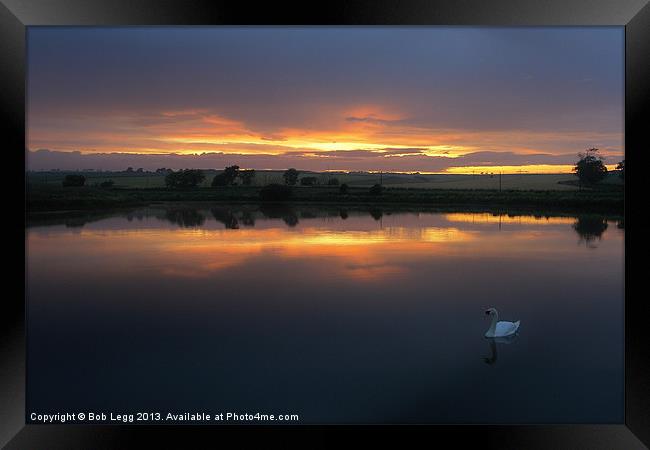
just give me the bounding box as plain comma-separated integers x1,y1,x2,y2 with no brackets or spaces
27,27,624,173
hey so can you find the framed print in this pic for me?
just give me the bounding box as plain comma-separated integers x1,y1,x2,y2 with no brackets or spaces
2,0,649,448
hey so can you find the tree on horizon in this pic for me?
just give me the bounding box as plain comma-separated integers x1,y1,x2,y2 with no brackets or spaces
283,168,299,186
616,160,625,180
300,176,318,186
573,148,607,185
239,169,256,185
165,169,205,188
62,174,86,187
212,165,240,186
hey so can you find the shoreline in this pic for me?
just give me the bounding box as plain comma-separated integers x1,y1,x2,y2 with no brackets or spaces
27,185,624,217
26,201,624,231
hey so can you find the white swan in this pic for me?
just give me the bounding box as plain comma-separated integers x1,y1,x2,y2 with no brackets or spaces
484,308,520,338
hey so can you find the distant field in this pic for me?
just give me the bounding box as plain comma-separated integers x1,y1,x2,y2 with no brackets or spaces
378,174,580,190
26,170,624,191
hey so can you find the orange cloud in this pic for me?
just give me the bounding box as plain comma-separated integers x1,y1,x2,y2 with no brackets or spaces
27,105,623,173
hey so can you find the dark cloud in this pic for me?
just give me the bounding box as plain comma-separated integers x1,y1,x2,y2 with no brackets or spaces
345,116,406,125
381,148,427,155
284,148,426,158
27,148,584,173
28,27,623,133
26,27,624,170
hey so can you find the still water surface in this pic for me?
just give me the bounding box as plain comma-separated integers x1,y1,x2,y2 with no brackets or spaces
27,206,624,423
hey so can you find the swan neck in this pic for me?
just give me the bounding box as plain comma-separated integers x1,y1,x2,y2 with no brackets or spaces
487,311,499,335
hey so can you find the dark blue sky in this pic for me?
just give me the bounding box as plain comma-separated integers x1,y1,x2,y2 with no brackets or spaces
27,27,624,172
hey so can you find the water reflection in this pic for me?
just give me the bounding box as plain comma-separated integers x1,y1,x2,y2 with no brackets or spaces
164,208,206,228
29,207,621,237
126,211,147,222
573,216,609,247
241,211,256,227
26,206,624,423
26,207,623,284
211,207,240,229
483,334,519,366
446,212,576,226
259,204,299,227
63,218,91,228
369,208,383,221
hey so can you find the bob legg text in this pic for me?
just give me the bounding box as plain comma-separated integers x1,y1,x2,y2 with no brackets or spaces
89,412,134,423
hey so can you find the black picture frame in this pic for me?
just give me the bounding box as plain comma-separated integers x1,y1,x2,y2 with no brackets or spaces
3,0,648,447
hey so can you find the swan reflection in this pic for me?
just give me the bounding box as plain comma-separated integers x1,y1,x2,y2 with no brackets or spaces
483,334,518,366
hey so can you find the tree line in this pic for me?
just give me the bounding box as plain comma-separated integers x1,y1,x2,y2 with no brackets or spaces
59,148,624,189
573,148,624,186
166,166,342,189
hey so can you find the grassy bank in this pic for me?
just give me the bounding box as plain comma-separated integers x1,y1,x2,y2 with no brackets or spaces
26,170,624,191
27,184,623,214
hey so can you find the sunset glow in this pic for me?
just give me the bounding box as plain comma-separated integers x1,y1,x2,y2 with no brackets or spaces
27,27,624,173
29,215,590,283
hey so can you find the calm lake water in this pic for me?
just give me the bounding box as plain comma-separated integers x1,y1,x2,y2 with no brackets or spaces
26,205,624,424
